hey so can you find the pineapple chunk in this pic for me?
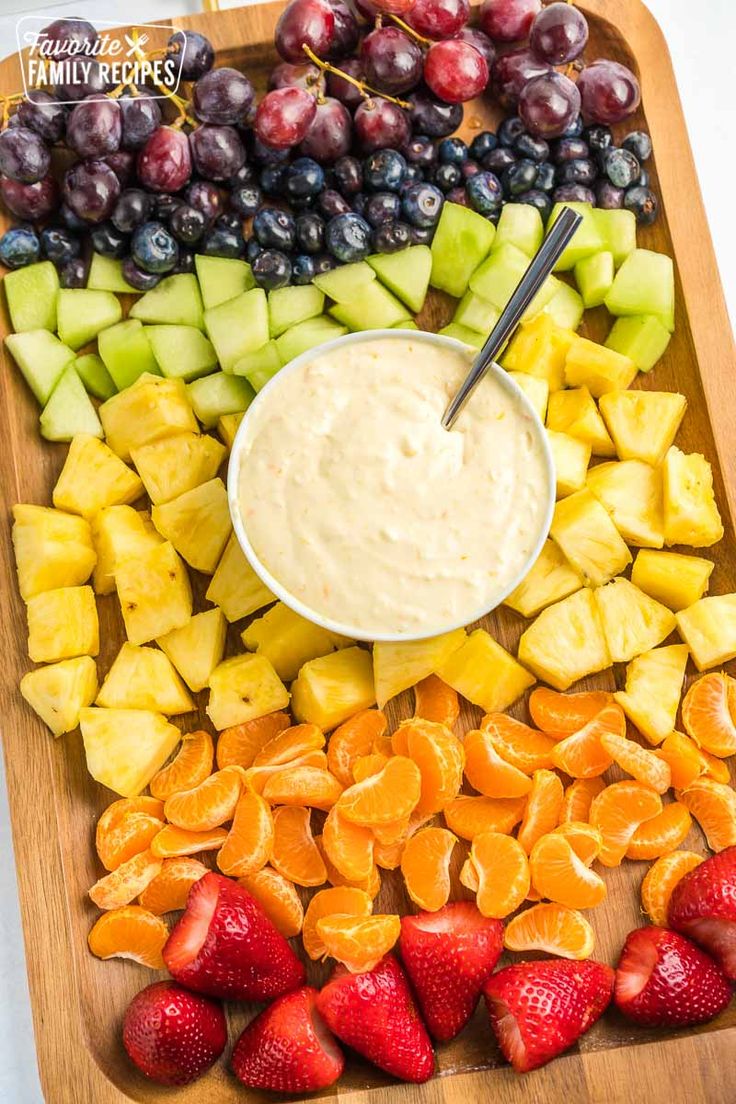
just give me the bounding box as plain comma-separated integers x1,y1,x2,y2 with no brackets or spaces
207,654,290,730
676,594,736,670
436,628,535,712
99,373,198,460
96,642,194,714
563,335,637,397
613,644,689,745
80,706,181,797
550,489,632,586
52,434,143,517
504,539,582,618
91,506,162,596
20,656,98,737
206,534,275,622
518,588,611,691
508,372,549,423
631,549,714,612
546,429,591,498
157,608,228,693
500,314,573,391
26,585,99,663
547,388,616,457
662,446,723,548
151,478,231,574
115,541,192,645
587,459,664,548
291,646,375,730
243,602,353,682
217,412,244,451
373,628,466,707
12,504,96,601
599,390,687,467
594,578,676,663
131,432,226,505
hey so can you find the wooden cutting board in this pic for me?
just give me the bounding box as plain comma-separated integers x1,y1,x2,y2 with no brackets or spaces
1,1,735,1101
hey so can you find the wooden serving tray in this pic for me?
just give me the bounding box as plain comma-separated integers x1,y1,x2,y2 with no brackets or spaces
2,1,736,1100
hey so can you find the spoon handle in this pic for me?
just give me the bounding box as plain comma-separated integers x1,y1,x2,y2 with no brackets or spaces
442,205,583,430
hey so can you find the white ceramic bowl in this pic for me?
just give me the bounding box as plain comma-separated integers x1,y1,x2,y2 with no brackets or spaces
227,328,556,643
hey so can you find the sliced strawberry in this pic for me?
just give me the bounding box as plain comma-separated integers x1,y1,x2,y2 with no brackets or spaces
614,925,731,1027
231,986,344,1093
668,846,736,979
484,959,614,1073
316,954,435,1083
163,871,305,1001
122,981,227,1086
399,902,503,1041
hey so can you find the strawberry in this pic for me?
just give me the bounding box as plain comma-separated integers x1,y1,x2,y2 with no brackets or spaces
231,986,344,1093
614,925,732,1027
316,954,435,1083
668,846,736,979
163,871,305,1001
484,959,614,1072
398,902,503,1041
122,980,227,1086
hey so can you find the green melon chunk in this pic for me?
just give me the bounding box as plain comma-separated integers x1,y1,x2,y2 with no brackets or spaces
276,317,348,364
430,202,495,298
98,319,160,390
130,274,205,329
592,209,637,268
204,289,269,371
453,291,500,335
4,260,59,332
146,325,218,382
187,372,255,428
233,340,282,390
469,242,529,309
40,365,103,441
541,281,584,331
329,281,411,330
5,329,76,404
73,353,116,400
314,262,375,303
393,320,419,330
604,314,672,373
57,289,122,350
367,245,432,313
87,253,139,293
604,249,675,332
574,251,615,308
523,275,562,322
195,255,255,310
547,202,606,271
438,323,485,349
492,204,543,257
268,285,325,337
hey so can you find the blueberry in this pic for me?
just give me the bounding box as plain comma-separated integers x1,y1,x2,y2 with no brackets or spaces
561,114,584,138
513,133,549,163
313,253,337,275
555,158,597,187
584,124,613,157
518,189,552,222
595,180,624,209
604,147,640,189
0,226,40,268
217,212,243,234
40,226,80,266
154,194,183,223
470,131,497,161
401,182,444,228
438,137,468,165
131,221,178,273
121,256,161,291
461,160,480,180
230,184,261,218
550,137,589,164
372,220,412,253
284,156,325,201
112,189,152,234
365,191,402,227
622,130,652,163
292,253,317,284
246,238,263,263
403,163,425,185
351,192,368,217
482,147,516,175
318,189,351,219
637,168,650,188
169,204,206,245
466,171,503,214
90,221,128,258
623,185,658,225
59,256,89,288
552,184,596,204
252,248,292,289
253,206,296,251
534,161,556,192
231,163,259,187
498,116,525,148
201,223,244,258
260,163,287,196
402,135,437,168
174,249,196,274
433,163,462,192
447,187,468,206
364,148,407,192
502,158,537,197
296,211,325,254
409,224,436,245
325,212,372,262
251,136,290,165
59,203,87,234
333,155,363,196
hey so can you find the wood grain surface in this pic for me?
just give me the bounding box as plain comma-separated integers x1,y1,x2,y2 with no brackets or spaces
1,1,736,1101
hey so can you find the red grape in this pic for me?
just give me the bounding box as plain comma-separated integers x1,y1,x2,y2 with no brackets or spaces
519,70,581,138
275,0,336,64
255,88,318,150
424,40,488,104
0,174,59,220
491,47,552,107
271,62,326,96
193,68,256,125
137,126,192,193
361,28,423,96
103,151,135,187
454,27,496,69
327,0,361,57
577,59,641,124
354,98,411,151
529,2,588,64
0,127,50,184
299,97,353,161
353,0,379,19
189,125,246,180
62,160,120,223
327,58,366,109
371,0,416,12
407,0,469,40
66,96,122,159
479,0,540,42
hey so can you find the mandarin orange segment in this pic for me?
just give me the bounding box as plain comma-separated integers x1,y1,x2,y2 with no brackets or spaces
262,766,343,811
89,849,163,910
151,825,229,858
97,797,165,836
238,867,304,938
322,805,374,882
253,723,325,767
327,709,388,787
302,886,373,960
682,673,736,758
589,781,662,867
700,749,731,784
443,794,527,840
96,809,164,872
88,905,169,968
400,827,457,912
315,913,400,972
215,711,291,770
550,704,624,779
373,837,406,870
468,831,530,919
217,790,274,877
551,821,603,866
372,733,394,759
244,750,328,794
504,903,594,960
480,714,555,774
459,856,479,892
352,753,389,782
405,719,465,816
655,732,707,791
517,769,565,854
149,730,214,801
625,801,692,861
373,817,410,846
138,857,208,915
640,850,705,926
463,729,533,799
390,727,411,757
315,836,381,897
678,778,736,852
270,805,326,886
529,688,613,736
529,833,607,909
164,765,245,832
600,731,672,795
559,778,605,824
337,755,421,826
413,675,460,728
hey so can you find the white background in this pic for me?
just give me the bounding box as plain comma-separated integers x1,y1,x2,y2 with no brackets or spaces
0,2,734,1100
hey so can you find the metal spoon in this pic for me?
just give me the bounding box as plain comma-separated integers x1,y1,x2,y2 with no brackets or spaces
442,205,583,429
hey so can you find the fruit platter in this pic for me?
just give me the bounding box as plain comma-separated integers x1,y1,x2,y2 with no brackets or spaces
1,0,736,1101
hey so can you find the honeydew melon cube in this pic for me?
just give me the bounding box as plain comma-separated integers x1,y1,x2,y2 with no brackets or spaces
393,320,419,330
314,262,375,303
604,315,671,373
233,340,282,390
564,334,637,397
492,203,543,257
605,249,675,332
541,281,584,331
194,255,255,309
522,275,562,321
547,202,606,271
430,202,495,298
204,288,269,370
508,372,549,423
469,242,528,309
57,289,122,350
73,353,116,401
330,281,411,330
130,274,205,329
453,291,500,335
593,208,637,267
40,366,103,441
367,245,432,313
98,319,160,390
574,251,614,308
268,284,325,337
5,329,75,404
187,372,254,428
146,325,218,382
87,253,139,294
4,260,59,332
276,317,348,364
438,323,485,349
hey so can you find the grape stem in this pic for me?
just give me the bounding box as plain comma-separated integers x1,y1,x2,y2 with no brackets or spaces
385,13,432,47
127,28,197,127
301,43,411,109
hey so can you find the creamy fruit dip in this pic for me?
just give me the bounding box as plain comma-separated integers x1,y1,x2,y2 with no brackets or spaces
235,333,553,639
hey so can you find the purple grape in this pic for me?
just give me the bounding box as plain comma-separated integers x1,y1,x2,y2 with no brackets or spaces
193,68,256,125
270,62,326,96
407,0,470,39
137,126,192,193
122,256,161,290
40,17,98,57
275,0,336,64
170,204,207,244
372,220,412,252
491,48,551,108
333,155,363,195
62,160,120,223
167,30,215,80
454,27,496,69
66,95,122,158
103,150,135,187
519,71,581,139
120,96,162,151
0,127,50,184
0,174,58,219
407,89,463,138
189,125,246,181
185,180,224,224
327,0,360,58
298,97,352,162
90,221,128,258
112,189,153,233
365,191,401,226
529,2,588,64
361,28,423,96
57,61,109,102
327,58,366,109
59,257,89,287
17,91,66,144
295,211,326,252
577,60,641,125
252,249,292,289
553,183,595,204
479,0,540,42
